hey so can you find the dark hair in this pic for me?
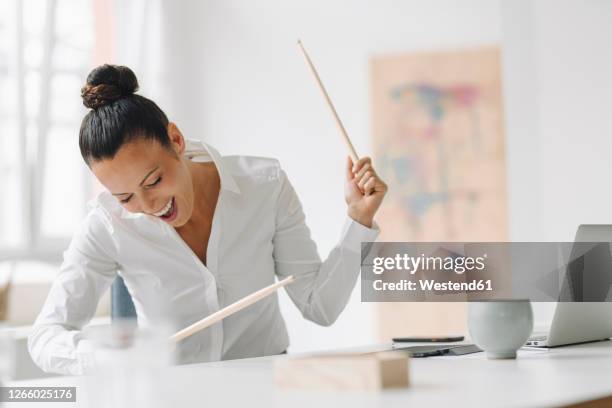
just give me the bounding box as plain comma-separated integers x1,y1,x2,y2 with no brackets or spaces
79,64,171,164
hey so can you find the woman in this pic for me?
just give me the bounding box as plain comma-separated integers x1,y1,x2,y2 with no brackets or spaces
28,64,387,375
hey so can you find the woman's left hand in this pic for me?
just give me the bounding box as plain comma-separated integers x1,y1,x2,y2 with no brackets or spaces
345,156,388,228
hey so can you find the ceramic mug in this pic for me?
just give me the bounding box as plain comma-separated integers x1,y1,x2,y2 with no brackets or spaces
468,300,533,359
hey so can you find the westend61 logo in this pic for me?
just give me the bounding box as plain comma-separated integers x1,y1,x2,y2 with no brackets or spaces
372,253,487,275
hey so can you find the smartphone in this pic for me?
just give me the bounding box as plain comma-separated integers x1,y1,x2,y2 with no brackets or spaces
395,344,481,358
446,344,481,356
392,336,464,343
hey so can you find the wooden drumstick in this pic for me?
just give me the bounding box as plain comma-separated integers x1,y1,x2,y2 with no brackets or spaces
297,39,359,162
170,275,295,343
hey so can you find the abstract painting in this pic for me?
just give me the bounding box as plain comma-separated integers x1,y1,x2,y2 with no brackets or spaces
370,47,508,338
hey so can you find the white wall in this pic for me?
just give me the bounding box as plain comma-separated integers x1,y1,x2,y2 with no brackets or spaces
502,0,612,325
115,0,612,350
503,0,612,241
534,0,612,240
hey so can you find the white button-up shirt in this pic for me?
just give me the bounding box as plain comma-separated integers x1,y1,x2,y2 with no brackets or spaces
28,140,379,375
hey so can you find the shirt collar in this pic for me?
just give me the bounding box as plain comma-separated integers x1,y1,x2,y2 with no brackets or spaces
184,139,241,195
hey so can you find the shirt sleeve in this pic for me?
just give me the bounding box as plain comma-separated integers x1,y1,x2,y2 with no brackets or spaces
272,169,379,326
28,210,118,375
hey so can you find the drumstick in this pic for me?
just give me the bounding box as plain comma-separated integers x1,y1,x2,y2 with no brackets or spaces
297,39,359,162
170,275,295,343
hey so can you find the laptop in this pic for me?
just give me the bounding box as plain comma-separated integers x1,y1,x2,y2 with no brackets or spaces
526,225,612,347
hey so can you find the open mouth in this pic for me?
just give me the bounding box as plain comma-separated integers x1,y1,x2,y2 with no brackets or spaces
153,197,178,222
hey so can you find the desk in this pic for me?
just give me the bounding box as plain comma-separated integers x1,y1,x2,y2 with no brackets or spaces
7,341,612,408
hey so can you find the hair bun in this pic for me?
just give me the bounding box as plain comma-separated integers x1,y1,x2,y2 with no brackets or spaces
81,64,139,109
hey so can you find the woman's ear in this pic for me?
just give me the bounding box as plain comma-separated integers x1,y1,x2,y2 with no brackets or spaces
167,122,185,156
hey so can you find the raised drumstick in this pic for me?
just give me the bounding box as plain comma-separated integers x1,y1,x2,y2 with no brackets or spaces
297,39,359,162
170,276,295,343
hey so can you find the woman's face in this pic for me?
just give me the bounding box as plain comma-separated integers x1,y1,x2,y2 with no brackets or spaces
91,124,195,227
